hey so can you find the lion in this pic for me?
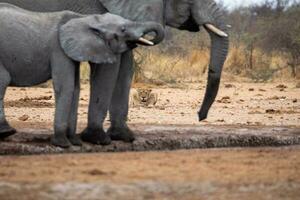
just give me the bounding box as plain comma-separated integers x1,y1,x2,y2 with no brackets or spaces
130,88,158,107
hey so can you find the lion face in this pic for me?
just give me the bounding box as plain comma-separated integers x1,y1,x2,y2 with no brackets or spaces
137,89,152,103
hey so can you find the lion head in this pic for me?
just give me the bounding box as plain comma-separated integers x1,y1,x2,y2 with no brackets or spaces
137,89,152,103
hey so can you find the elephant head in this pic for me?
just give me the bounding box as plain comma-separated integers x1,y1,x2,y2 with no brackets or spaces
99,0,229,121
59,13,165,64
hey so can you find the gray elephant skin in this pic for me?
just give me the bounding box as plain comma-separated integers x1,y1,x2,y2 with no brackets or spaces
0,0,229,144
0,3,164,147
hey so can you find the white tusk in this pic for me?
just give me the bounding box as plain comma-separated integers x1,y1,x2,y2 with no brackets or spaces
204,24,228,37
138,37,154,46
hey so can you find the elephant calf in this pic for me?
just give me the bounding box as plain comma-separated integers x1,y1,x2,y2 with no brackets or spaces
0,3,164,147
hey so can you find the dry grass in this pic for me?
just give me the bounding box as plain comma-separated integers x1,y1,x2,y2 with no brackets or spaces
133,44,296,84
78,38,297,85
134,48,209,84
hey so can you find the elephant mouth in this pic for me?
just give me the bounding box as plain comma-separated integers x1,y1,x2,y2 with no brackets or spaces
178,15,201,32
136,32,155,46
126,33,155,49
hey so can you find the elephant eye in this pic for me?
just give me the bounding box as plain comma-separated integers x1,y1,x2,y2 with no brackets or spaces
91,28,103,38
121,26,126,33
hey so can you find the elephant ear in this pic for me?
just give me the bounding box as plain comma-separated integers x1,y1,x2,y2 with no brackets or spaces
59,16,117,64
99,0,164,23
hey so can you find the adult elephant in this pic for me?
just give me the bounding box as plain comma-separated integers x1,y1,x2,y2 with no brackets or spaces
0,0,229,144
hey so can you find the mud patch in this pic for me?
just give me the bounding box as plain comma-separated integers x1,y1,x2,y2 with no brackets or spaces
0,125,299,155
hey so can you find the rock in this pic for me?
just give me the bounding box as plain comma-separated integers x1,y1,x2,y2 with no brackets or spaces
224,83,235,88
217,96,231,104
266,109,281,114
18,115,29,121
276,84,288,89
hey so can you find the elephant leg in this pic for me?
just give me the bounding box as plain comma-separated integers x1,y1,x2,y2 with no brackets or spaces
81,57,121,145
66,65,82,146
51,56,76,148
0,63,16,139
108,51,135,143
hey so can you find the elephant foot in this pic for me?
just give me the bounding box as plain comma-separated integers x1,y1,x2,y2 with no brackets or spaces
0,121,16,139
107,126,135,143
51,134,71,148
67,134,82,146
81,128,111,145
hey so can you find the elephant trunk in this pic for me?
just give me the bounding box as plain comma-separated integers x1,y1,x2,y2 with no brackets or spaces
135,22,165,45
198,32,229,120
192,0,229,121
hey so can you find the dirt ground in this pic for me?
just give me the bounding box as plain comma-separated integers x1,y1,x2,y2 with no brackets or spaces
4,81,300,127
1,81,300,199
0,147,299,199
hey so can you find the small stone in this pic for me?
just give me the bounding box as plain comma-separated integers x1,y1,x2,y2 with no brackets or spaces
217,96,231,104
18,114,29,121
276,84,288,89
266,109,281,114
225,83,235,88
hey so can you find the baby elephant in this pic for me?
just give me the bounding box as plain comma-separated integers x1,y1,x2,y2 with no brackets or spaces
0,3,164,147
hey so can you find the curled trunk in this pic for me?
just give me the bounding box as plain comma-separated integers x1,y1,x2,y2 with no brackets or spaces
135,21,165,45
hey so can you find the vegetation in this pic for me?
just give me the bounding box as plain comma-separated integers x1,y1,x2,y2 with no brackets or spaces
226,0,300,80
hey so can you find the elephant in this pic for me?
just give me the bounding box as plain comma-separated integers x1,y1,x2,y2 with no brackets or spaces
0,3,164,147
0,0,229,144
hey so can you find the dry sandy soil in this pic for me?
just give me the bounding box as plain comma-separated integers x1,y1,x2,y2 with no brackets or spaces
0,81,300,199
4,81,299,127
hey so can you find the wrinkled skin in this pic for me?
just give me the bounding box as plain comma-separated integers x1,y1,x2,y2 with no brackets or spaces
0,0,229,144
0,3,164,147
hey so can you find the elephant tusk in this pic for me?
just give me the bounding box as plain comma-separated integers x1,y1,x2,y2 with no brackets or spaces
204,24,228,37
138,37,154,46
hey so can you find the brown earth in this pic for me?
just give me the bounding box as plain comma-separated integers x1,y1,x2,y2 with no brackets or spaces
0,147,299,199
1,81,300,199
